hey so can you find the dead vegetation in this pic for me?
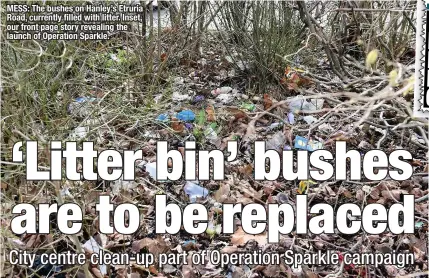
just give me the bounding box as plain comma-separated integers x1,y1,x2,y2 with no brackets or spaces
0,1,427,277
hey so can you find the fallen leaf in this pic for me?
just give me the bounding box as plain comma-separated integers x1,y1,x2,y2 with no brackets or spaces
411,159,424,166
233,110,248,122
214,183,230,202
369,186,380,199
342,189,353,199
221,245,238,254
161,53,167,62
263,94,273,110
131,236,169,257
90,88,104,98
238,164,253,176
381,189,406,201
171,117,184,133
239,180,263,200
183,240,199,251
206,105,216,122
148,265,158,275
231,226,267,246
297,76,312,87
0,182,8,190
287,82,299,91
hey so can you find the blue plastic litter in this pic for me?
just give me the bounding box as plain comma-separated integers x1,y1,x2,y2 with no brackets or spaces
68,97,97,115
287,112,295,124
184,181,208,202
75,97,96,103
184,123,193,130
193,95,205,103
294,135,323,151
183,239,196,245
176,110,195,122
156,113,169,122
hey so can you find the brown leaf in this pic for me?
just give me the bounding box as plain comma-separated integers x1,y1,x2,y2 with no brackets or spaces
400,180,413,189
206,105,216,122
171,117,184,133
297,76,313,87
324,131,352,145
369,187,380,199
381,189,405,201
183,241,199,251
411,159,424,166
148,265,158,275
90,88,105,98
231,226,267,246
233,110,248,122
287,82,299,91
376,197,387,204
221,245,238,254
263,94,273,110
239,180,263,200
131,236,169,257
342,189,353,199
161,53,168,62
238,164,253,176
214,183,230,202
0,182,8,190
